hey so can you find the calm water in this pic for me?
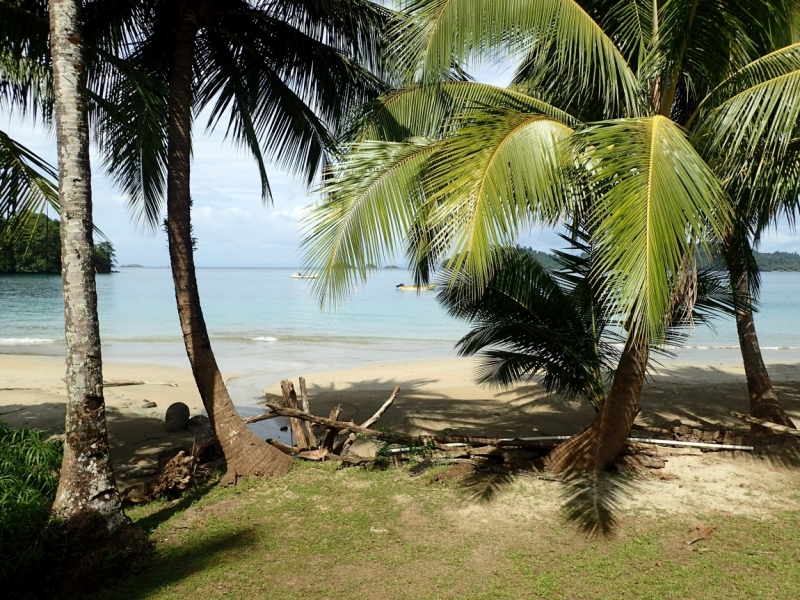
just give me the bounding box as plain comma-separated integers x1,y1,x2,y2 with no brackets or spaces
2,268,800,348
2,268,800,410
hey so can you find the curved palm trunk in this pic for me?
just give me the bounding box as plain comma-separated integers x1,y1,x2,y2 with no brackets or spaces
49,0,128,530
725,247,796,433
166,11,291,480
545,337,647,471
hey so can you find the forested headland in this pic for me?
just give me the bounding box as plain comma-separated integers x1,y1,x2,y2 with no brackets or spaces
0,215,116,274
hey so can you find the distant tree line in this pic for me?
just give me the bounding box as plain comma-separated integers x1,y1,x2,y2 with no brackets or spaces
528,247,800,273
0,215,116,274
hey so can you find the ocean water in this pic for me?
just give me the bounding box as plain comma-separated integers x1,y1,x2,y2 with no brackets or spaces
2,268,800,407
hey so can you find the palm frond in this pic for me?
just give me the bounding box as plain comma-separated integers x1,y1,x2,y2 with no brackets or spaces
394,0,641,115
0,129,58,237
302,137,437,306
422,108,574,289
575,116,729,343
691,42,800,162
343,81,578,144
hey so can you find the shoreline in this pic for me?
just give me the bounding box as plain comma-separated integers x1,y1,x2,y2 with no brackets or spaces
3,351,800,482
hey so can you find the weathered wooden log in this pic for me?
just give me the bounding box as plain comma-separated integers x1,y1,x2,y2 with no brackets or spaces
339,385,400,455
266,438,299,455
298,377,318,448
281,380,309,449
631,424,675,435
322,404,343,452
730,411,800,438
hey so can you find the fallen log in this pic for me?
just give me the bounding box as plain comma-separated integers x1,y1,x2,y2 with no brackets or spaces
730,411,800,438
281,380,309,450
298,377,318,448
103,380,178,387
266,438,299,455
340,385,400,455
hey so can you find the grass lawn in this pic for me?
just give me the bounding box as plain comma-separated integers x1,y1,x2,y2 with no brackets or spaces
97,462,800,600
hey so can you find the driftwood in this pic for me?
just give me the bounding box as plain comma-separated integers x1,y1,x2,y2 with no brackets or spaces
730,411,800,438
103,380,178,387
281,380,310,449
340,385,400,455
298,377,318,448
267,438,299,455
242,412,279,425
322,404,343,452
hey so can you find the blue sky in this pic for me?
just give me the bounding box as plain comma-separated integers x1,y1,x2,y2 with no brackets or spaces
3,61,797,267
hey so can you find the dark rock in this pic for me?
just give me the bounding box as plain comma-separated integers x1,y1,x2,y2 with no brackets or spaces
142,400,157,409
165,402,190,431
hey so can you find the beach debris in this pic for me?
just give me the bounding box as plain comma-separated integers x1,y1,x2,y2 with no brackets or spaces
189,415,222,463
104,380,178,387
322,404,343,453
151,451,196,498
266,439,299,455
142,400,157,409
631,424,744,446
730,411,800,438
339,385,400,455
298,377,318,448
280,379,311,450
165,402,190,431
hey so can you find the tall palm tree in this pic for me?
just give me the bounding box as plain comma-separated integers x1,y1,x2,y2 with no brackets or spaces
302,0,800,469
89,0,394,479
47,0,128,530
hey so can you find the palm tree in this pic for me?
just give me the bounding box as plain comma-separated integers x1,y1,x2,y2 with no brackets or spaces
302,0,800,469
88,0,393,479
47,0,129,531
438,236,735,412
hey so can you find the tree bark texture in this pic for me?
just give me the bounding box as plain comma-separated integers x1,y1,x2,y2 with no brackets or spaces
544,336,648,471
166,10,291,479
725,245,796,433
49,0,127,530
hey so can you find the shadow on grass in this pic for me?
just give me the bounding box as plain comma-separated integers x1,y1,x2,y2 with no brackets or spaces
560,470,638,538
460,469,516,502
96,527,259,600
134,483,218,533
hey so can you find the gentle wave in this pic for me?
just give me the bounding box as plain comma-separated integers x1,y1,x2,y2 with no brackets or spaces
0,337,58,345
247,336,278,342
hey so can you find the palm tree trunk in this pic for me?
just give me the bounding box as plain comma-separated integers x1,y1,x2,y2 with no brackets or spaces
545,336,647,471
725,248,796,433
49,0,128,530
166,10,291,480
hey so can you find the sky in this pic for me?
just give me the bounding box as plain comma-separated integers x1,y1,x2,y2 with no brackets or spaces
3,62,798,267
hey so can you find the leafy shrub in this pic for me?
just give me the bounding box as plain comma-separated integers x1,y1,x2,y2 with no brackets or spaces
0,421,64,597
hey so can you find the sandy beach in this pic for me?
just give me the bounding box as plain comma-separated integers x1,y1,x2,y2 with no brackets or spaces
3,351,800,481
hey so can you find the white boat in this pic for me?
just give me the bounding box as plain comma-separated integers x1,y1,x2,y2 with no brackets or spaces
291,272,318,279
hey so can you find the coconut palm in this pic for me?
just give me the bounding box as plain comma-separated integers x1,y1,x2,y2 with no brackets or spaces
302,0,800,469
47,0,129,531
84,0,395,479
438,235,736,412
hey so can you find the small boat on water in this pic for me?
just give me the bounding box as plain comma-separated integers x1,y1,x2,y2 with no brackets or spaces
396,283,438,291
291,272,318,279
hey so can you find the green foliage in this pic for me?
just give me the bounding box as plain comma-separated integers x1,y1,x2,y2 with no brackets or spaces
0,421,64,596
93,240,116,273
0,213,61,273
0,214,116,274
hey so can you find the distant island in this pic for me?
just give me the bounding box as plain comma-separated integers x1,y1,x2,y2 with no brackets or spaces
120,263,143,268
530,247,800,272
0,215,116,274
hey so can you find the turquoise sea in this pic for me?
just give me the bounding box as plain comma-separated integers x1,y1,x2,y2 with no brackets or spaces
2,268,800,407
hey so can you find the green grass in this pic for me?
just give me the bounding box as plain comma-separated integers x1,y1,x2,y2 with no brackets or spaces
96,462,800,600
